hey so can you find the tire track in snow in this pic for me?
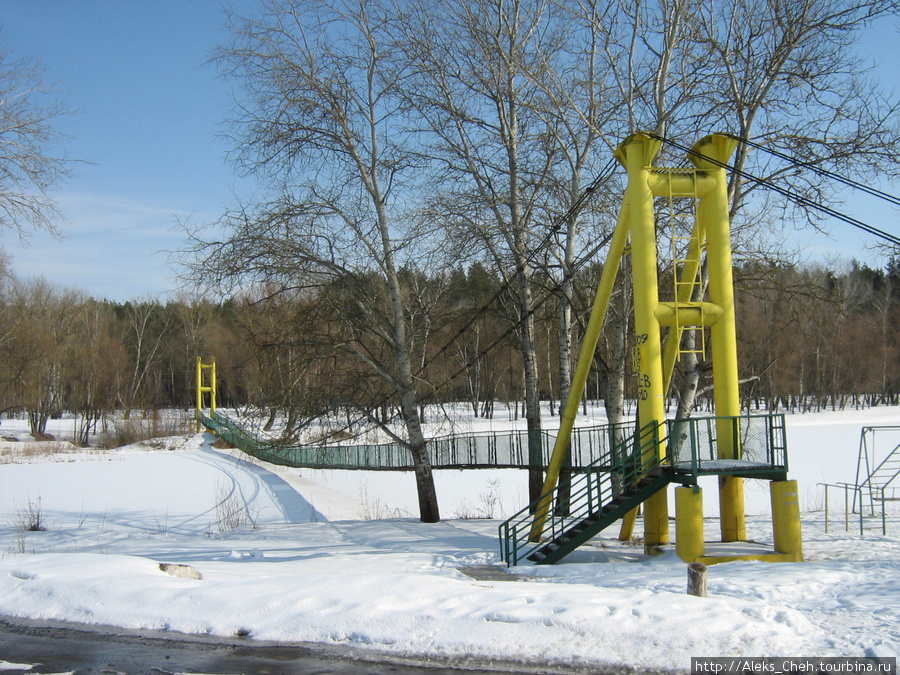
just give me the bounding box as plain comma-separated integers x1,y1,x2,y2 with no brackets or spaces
196,437,324,524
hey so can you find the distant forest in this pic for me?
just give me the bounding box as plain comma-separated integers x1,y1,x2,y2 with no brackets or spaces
2,256,898,445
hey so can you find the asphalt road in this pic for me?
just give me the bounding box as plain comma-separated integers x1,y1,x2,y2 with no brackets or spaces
0,615,611,675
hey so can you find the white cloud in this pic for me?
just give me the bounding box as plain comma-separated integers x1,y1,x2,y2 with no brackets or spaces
4,190,212,301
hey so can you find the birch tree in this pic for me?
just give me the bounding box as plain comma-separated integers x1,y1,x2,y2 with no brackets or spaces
401,0,563,502
194,0,441,521
672,0,900,415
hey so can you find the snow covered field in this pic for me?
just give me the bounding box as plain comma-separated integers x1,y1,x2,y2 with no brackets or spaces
0,407,899,671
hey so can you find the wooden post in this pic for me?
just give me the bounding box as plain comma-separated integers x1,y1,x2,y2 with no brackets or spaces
687,562,707,597
844,484,849,533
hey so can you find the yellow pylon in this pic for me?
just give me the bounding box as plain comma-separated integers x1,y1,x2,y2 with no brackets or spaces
195,357,217,432
532,132,747,556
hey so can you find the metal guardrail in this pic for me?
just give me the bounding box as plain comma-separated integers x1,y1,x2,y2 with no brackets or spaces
197,411,634,471
665,413,788,477
818,482,855,533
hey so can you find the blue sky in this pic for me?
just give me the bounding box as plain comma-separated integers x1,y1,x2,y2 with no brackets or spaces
0,0,254,301
0,2,897,302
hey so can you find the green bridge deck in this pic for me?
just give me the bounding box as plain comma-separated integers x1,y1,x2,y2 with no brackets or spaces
199,411,787,477
200,411,626,470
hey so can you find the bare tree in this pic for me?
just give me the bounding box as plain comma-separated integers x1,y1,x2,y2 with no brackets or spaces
4,279,81,437
191,0,441,521
518,0,708,431
528,0,619,419
67,302,126,445
401,0,564,502
116,299,173,418
663,0,900,415
0,40,72,239
572,0,900,421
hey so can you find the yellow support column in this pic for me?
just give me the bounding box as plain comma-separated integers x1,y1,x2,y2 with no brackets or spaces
675,486,705,563
210,359,217,417
195,357,217,432
615,133,668,551
690,134,745,542
195,357,203,432
771,480,803,562
530,204,631,541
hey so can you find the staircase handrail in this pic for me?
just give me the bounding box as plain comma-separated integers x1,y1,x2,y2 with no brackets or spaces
499,420,662,565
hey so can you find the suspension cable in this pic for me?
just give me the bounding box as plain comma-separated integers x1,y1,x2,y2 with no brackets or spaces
733,135,900,209
654,134,900,248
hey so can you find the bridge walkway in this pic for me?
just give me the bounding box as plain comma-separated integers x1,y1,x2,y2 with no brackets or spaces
198,411,624,471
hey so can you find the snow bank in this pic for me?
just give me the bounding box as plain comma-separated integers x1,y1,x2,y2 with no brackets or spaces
0,408,898,669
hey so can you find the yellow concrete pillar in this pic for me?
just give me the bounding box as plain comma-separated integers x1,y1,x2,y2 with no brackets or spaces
675,486,705,562
771,480,803,562
719,475,745,541
690,134,744,542
615,133,668,549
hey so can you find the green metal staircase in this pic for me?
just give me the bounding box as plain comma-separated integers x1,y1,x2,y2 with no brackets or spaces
499,413,788,565
499,420,686,565
527,465,681,565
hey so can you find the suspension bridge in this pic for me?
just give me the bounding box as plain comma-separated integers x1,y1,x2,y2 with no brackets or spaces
195,128,900,567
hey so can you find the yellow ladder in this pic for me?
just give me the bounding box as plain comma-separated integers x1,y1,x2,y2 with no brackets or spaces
666,168,706,360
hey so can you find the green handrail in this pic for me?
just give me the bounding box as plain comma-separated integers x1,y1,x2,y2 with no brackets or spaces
499,413,789,565
499,421,661,565
663,413,787,473
197,410,640,471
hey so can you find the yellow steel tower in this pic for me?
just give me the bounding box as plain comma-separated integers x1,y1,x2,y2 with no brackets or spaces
531,132,802,563
195,357,217,432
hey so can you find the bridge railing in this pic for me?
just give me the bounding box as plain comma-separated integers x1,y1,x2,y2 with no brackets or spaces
664,413,787,476
198,410,634,470
199,410,787,476
426,420,636,469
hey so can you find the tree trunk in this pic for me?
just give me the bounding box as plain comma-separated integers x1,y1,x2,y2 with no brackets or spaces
518,275,544,505
603,282,630,427
399,385,440,523
376,196,441,523
558,286,572,416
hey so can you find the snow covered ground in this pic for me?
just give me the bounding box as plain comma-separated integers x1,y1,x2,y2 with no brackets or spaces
0,406,899,671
